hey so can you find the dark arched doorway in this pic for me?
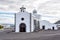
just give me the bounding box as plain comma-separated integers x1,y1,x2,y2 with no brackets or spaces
52,27,54,30
19,23,26,32
42,25,45,30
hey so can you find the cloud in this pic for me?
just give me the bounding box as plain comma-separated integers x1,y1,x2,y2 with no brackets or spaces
41,16,59,23
0,13,14,24
38,0,60,16
0,0,50,12
0,0,60,23
0,18,14,24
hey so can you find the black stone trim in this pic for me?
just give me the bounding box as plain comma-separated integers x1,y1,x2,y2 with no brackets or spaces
14,13,16,32
30,13,31,32
38,21,40,30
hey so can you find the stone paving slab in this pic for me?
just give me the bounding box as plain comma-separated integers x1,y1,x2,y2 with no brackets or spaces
0,30,60,40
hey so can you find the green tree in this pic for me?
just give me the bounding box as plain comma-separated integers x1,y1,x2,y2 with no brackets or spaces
0,25,3,29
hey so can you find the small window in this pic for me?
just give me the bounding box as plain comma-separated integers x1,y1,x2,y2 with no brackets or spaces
21,18,24,21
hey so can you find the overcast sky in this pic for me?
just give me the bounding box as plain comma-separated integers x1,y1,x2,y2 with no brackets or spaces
0,0,60,24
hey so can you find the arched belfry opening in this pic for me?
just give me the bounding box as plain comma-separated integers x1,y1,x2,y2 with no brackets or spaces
19,23,26,32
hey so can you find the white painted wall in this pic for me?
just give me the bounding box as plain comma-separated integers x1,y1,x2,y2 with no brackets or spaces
31,14,34,32
40,20,57,30
15,11,31,32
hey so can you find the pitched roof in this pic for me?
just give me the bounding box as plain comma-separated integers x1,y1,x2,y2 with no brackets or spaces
55,20,60,24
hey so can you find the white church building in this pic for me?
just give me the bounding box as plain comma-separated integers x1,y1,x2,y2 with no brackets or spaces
40,20,57,30
14,6,58,33
15,6,40,32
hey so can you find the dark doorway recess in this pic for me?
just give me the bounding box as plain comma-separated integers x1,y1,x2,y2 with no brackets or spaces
42,25,45,30
19,23,26,32
52,27,54,30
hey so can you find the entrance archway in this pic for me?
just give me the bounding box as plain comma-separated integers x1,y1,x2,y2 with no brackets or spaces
19,23,26,32
42,25,45,30
52,27,54,30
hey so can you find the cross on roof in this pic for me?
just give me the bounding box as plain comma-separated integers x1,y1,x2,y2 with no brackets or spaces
20,6,26,12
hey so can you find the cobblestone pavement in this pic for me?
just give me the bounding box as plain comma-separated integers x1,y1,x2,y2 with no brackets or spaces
0,30,60,40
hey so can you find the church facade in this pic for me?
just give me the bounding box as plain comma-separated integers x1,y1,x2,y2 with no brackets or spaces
15,6,40,32
15,6,58,33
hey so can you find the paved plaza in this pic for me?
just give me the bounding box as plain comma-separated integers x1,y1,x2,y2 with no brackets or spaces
0,30,60,40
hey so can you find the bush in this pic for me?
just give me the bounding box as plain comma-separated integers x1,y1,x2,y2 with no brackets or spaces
0,25,3,29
